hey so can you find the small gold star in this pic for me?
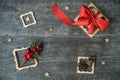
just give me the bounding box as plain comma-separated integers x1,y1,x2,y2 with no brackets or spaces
49,27,53,32
101,60,106,65
45,72,49,77
7,38,12,42
65,6,69,10
105,38,109,43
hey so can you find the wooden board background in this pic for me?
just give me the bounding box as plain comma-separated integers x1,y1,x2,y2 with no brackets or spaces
0,0,120,80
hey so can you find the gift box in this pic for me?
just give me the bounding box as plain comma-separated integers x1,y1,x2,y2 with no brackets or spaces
52,3,110,38
74,3,109,38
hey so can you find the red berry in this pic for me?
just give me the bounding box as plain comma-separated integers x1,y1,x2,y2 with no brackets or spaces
36,45,41,50
23,55,27,60
26,53,32,59
26,48,31,53
35,51,39,55
32,47,37,52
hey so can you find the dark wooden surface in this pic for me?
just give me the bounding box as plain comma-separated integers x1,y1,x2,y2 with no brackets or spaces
0,0,120,80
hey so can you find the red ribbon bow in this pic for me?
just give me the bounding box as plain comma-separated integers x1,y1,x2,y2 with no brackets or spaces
52,3,110,34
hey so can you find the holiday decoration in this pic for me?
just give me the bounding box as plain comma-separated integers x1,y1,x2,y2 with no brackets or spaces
104,38,110,43
12,41,42,70
101,60,106,65
65,6,69,10
7,37,12,43
52,3,110,38
49,27,54,32
20,11,36,28
77,56,96,74
45,72,50,77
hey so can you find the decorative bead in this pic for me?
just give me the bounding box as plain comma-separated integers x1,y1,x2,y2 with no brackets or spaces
49,27,53,32
45,72,49,77
65,6,69,10
105,38,109,43
7,38,12,42
101,60,106,65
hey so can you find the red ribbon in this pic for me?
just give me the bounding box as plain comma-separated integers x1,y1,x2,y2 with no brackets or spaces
52,3,110,34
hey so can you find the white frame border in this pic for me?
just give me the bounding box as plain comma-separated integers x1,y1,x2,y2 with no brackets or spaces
74,3,109,38
20,11,36,28
77,56,95,74
12,47,38,71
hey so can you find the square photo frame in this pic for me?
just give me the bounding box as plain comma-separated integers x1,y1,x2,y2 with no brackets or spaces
12,47,38,71
74,3,109,38
77,56,95,74
20,11,36,28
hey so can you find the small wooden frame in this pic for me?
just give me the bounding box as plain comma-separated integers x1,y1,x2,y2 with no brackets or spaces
12,47,38,71
77,56,95,74
20,11,36,28
74,3,109,38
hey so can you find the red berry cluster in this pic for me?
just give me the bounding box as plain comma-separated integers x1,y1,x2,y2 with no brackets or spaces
23,45,41,60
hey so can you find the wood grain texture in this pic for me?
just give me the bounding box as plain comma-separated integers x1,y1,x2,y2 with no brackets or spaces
0,0,120,80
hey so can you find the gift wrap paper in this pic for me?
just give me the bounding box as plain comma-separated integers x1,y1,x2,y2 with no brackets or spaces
0,0,120,80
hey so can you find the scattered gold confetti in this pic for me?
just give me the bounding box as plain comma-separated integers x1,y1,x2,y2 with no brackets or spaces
101,60,106,65
7,38,12,42
49,27,53,32
65,6,69,10
45,72,49,77
105,38,109,43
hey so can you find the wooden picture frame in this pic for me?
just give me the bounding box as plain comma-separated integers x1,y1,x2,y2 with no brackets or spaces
12,47,38,71
20,11,36,28
77,56,95,74
74,3,109,38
